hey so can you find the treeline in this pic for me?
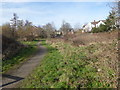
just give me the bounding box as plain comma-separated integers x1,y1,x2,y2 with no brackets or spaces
2,13,56,41
91,11,119,33
2,13,57,60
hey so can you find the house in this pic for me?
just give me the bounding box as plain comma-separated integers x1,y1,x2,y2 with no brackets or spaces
68,28,75,35
82,20,105,32
61,28,75,36
55,30,62,37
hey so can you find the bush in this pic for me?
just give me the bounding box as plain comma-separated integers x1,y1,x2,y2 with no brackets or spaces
2,23,17,39
91,24,108,33
2,35,24,60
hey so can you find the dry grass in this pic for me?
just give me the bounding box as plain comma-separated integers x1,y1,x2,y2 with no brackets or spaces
2,35,24,60
63,30,118,46
46,30,119,88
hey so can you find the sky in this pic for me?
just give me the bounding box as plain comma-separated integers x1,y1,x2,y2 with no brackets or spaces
0,2,113,29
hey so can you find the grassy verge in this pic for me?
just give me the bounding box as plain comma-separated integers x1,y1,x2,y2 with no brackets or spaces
20,40,64,88
20,39,118,88
2,41,38,73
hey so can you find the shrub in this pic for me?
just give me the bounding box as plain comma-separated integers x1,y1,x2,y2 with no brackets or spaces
2,35,24,60
91,24,108,33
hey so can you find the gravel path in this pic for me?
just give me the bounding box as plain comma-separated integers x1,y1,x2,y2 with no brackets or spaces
1,42,47,88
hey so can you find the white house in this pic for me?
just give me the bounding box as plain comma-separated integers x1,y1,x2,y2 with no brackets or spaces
82,20,105,32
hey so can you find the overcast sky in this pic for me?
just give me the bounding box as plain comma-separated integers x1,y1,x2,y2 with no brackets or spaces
1,2,113,29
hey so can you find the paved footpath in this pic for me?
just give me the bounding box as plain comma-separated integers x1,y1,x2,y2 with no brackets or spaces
1,42,47,88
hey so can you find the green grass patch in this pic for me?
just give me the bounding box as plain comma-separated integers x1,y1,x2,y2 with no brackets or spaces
20,40,117,88
2,41,38,73
20,40,64,88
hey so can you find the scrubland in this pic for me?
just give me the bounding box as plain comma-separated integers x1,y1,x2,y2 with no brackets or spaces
21,31,118,88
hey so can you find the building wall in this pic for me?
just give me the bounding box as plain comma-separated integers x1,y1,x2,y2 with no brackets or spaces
96,21,105,27
83,23,94,32
82,21,105,32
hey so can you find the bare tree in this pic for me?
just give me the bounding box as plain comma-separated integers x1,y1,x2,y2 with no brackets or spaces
117,1,120,27
74,23,81,31
37,26,47,38
42,23,56,38
2,23,13,38
113,1,120,28
60,21,72,35
17,20,24,29
17,20,36,41
108,1,120,28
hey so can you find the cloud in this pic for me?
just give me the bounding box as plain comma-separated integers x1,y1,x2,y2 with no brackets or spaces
0,2,111,29
1,3,54,25
1,0,33,2
2,7,52,15
1,0,115,2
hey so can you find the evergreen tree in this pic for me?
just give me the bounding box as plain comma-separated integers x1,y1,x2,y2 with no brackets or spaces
105,10,116,30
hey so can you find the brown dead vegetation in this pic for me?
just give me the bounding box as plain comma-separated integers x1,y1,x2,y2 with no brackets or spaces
49,30,118,47
63,30,118,46
47,30,119,88
2,35,24,60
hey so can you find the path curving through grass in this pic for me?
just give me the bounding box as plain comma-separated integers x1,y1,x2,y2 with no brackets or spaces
1,40,47,88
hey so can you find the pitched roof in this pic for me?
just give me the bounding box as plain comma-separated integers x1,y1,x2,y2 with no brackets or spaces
82,20,106,28
100,20,106,22
82,24,87,28
91,21,99,25
91,20,106,25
